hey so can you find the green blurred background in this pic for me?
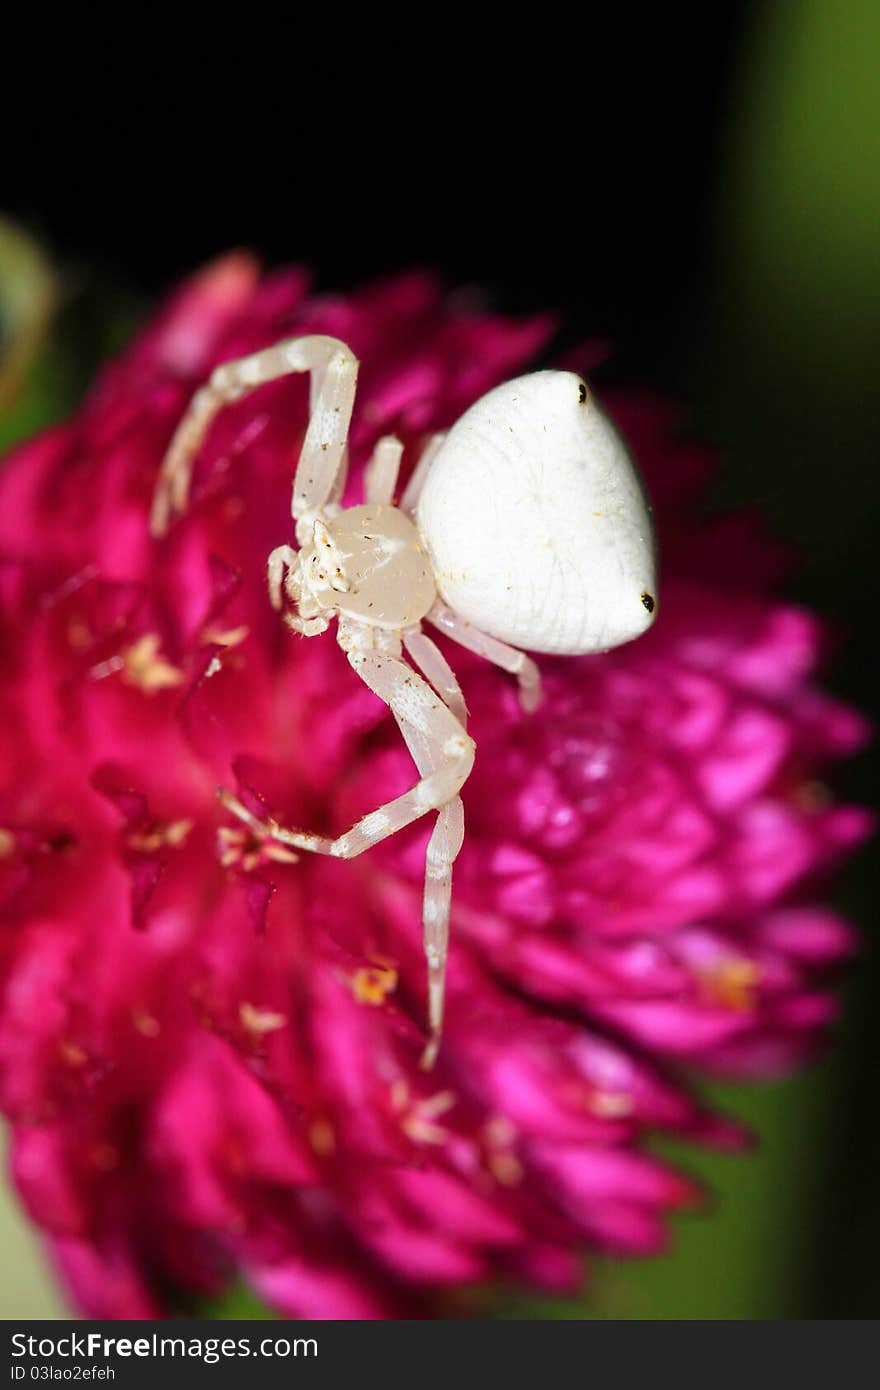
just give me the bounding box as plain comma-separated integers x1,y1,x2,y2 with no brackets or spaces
1,0,878,1319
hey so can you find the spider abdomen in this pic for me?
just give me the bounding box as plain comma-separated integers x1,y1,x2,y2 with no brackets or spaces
416,370,658,654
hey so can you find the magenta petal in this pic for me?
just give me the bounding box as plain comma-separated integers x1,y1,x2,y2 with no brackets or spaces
248,1257,389,1320
11,1127,87,1236
51,1237,163,1320
392,1168,522,1246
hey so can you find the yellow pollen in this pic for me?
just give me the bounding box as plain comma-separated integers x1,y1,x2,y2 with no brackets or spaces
308,1118,336,1156
217,826,244,865
262,842,299,864
0,828,15,859
487,1151,524,1187
588,1090,635,1119
352,963,398,1006
202,624,250,648
59,1041,87,1067
399,1088,456,1146
700,957,761,1011
389,1079,410,1113
419,1089,456,1120
401,1114,449,1146
240,1002,287,1036
128,818,192,853
482,1115,523,1185
217,825,298,870
165,819,192,846
128,830,162,853
121,633,184,693
131,1009,161,1038
484,1115,517,1148
66,616,92,650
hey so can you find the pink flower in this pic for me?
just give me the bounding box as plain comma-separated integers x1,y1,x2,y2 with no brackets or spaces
0,254,870,1318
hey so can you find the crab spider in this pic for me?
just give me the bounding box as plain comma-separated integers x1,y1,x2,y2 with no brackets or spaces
151,334,657,1068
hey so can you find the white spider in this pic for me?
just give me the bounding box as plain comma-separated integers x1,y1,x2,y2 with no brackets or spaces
150,335,657,1067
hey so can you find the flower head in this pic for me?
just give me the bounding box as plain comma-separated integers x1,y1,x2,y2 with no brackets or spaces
0,255,870,1317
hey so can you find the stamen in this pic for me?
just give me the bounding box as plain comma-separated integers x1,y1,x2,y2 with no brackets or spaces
119,633,184,693
240,1002,287,1036
352,962,398,1005
127,819,192,854
201,624,250,648
216,823,299,871
482,1115,524,1186
698,957,760,1011
308,1117,336,1156
131,1009,161,1038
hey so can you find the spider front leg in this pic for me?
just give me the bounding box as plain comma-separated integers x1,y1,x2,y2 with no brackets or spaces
266,544,299,611
150,334,358,538
219,648,475,1066
266,544,331,635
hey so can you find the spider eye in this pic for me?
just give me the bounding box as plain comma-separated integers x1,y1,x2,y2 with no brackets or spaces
578,381,588,404
640,592,656,614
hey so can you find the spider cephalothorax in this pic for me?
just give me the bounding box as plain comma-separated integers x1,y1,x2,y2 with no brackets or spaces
151,333,657,1067
291,506,437,635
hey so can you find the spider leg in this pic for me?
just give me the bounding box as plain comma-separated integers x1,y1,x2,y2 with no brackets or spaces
420,795,464,1069
150,335,358,539
218,648,474,1064
403,627,468,728
219,651,473,856
427,601,542,712
324,439,354,509
282,611,330,637
400,432,447,514
266,544,299,611
268,544,333,634
364,435,404,505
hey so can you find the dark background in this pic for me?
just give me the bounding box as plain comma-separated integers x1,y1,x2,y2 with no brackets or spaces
3,2,878,1318
5,12,742,368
